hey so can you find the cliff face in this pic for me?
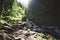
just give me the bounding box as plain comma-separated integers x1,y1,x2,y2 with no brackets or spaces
0,0,4,15
27,0,60,26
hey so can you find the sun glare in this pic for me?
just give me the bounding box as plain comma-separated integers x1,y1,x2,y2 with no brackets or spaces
17,0,31,8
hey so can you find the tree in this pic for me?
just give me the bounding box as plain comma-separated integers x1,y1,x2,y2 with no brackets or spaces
0,0,25,24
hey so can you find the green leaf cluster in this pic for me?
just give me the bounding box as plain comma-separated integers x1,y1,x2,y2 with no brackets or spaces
0,0,26,24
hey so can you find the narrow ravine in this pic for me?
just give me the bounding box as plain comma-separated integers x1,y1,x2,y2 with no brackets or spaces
0,19,57,40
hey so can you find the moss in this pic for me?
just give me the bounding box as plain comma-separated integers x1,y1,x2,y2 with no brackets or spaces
0,19,7,24
36,33,56,40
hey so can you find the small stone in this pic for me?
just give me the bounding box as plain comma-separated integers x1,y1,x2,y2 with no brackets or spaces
27,29,30,32
21,38,25,40
37,36,43,40
23,27,27,30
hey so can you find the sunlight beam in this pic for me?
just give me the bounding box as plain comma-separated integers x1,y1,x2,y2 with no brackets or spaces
17,0,31,8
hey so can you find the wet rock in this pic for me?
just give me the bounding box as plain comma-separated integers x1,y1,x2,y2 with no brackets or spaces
54,27,60,34
27,20,44,32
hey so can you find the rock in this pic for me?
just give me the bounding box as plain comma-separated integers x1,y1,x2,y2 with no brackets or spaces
3,26,11,29
43,39,47,40
54,27,60,34
27,0,60,26
0,30,8,33
27,20,44,32
22,21,27,25
21,38,25,40
37,36,43,40
27,35,38,40
13,36,21,39
23,27,27,30
17,21,23,24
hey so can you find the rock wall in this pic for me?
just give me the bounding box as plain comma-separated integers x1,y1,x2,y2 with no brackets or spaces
27,0,60,26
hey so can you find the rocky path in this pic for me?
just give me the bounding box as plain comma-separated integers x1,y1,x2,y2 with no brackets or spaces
0,29,56,40
0,21,57,40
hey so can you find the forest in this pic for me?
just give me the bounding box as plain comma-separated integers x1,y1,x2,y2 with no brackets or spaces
0,0,60,40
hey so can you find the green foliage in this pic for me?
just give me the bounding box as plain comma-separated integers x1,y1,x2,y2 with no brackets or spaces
1,0,25,24
0,19,7,24
37,33,55,40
